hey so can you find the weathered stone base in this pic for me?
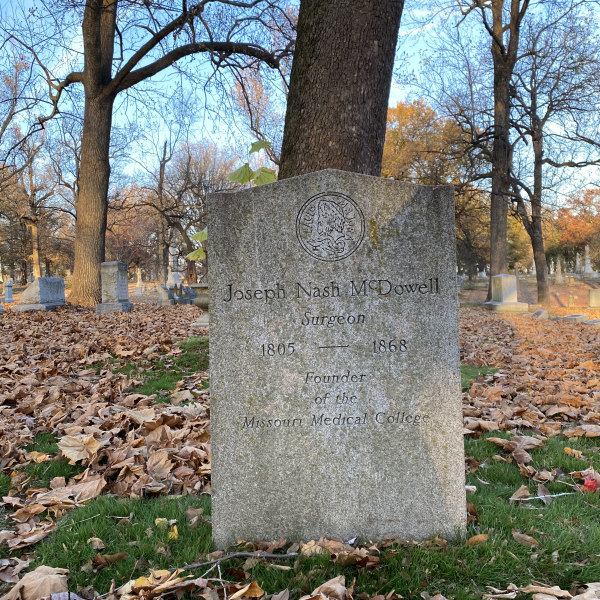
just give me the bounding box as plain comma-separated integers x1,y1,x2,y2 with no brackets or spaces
562,314,589,323
584,319,600,327
191,314,209,328
483,301,529,312
95,302,133,314
531,309,549,320
13,303,62,312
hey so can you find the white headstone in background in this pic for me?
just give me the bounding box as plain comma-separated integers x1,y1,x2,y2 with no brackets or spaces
555,258,564,284
4,281,13,303
96,261,133,314
135,267,143,296
13,278,65,312
585,245,595,274
484,274,528,312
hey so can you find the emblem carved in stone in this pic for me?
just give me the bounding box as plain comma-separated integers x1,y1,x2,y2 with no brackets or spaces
296,192,365,261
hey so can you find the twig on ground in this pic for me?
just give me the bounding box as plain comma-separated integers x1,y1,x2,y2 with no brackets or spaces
519,492,576,501
63,513,101,529
184,551,299,571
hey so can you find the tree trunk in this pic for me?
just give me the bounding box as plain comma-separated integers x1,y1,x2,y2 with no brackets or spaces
486,0,529,299
20,260,28,286
69,96,114,306
531,111,550,306
29,221,41,278
45,258,52,277
159,237,169,285
489,70,511,287
278,0,404,179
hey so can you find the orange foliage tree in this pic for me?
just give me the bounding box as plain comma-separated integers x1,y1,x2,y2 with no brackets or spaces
551,189,600,268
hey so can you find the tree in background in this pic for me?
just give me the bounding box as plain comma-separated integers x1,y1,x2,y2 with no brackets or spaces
508,2,600,305
551,190,600,268
7,0,294,305
382,100,492,276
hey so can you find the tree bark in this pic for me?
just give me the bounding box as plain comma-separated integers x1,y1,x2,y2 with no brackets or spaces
486,0,529,300
68,95,114,306
20,259,28,286
159,235,169,285
530,108,550,306
29,221,41,278
278,0,404,179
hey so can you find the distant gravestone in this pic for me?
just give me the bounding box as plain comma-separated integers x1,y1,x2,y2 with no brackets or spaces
555,258,564,284
590,289,600,308
562,314,589,323
13,278,65,312
157,284,174,306
484,275,528,312
4,281,13,303
96,262,133,314
135,267,143,296
531,309,548,320
191,283,209,327
208,169,466,548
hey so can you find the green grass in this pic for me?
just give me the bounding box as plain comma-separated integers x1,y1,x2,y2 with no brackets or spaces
20,433,85,488
22,460,86,489
26,432,59,454
33,494,212,594
99,336,209,402
13,432,600,599
461,364,498,391
0,473,9,497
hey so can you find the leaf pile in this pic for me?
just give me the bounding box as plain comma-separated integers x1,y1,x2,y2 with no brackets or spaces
461,308,600,436
0,305,210,550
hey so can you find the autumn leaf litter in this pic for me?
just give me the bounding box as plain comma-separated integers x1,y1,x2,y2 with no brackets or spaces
3,306,600,597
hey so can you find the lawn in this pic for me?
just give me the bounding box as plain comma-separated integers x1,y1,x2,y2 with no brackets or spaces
3,327,600,600
16,429,600,599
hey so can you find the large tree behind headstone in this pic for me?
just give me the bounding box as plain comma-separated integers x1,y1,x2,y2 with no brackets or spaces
7,0,293,306
278,0,405,180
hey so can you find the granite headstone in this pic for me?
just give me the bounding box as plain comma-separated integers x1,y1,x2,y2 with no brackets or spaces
157,284,175,306
13,277,65,312
96,261,133,314
208,169,466,548
484,274,528,312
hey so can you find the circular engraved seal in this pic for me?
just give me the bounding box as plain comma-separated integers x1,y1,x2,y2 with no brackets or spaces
296,192,365,262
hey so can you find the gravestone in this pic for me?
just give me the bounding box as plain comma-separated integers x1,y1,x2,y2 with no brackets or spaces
13,277,65,312
208,169,466,548
191,283,209,327
562,314,589,323
555,258,564,284
95,262,133,314
135,267,143,296
590,289,600,308
4,281,13,303
157,284,175,306
484,274,528,312
531,309,548,320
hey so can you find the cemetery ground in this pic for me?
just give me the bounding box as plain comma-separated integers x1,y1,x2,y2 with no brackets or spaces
5,305,600,599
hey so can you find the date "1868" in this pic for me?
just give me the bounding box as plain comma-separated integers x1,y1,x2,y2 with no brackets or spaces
372,339,407,354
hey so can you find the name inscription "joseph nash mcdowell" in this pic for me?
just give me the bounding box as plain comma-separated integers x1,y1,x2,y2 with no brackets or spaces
222,278,440,302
